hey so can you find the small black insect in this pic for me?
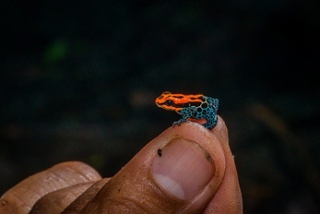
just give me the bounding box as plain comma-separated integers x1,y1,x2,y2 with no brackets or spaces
157,148,162,157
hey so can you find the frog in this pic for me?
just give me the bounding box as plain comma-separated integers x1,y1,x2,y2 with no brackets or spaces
155,91,219,129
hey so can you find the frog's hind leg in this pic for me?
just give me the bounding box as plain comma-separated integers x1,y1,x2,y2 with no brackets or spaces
204,113,218,130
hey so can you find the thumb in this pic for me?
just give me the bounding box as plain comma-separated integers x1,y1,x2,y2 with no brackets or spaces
81,120,227,213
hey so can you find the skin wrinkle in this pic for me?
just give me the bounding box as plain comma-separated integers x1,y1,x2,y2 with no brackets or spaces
73,166,99,182
28,166,83,210
20,188,41,209
203,120,243,214
62,167,82,184
1,170,66,213
9,191,32,212
235,189,243,213
62,179,109,213
48,170,71,187
105,196,151,213
33,173,59,194
59,192,76,207
57,185,81,202
66,166,88,181
31,183,94,213
68,186,83,199
50,166,91,186
67,182,94,199
232,160,243,214
25,186,46,204
64,165,100,183
84,163,102,179
53,196,64,209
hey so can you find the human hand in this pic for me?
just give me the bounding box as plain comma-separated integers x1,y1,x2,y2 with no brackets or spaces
0,116,242,213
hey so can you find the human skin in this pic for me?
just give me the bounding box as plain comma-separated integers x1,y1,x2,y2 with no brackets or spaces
0,116,243,213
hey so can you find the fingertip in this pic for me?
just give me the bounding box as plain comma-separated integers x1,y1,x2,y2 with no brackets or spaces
81,122,227,213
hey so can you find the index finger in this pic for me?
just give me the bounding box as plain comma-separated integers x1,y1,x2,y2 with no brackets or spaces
0,161,101,213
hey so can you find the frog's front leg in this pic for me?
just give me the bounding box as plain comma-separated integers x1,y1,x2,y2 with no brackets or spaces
173,107,196,127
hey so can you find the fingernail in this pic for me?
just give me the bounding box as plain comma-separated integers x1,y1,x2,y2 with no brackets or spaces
152,138,215,200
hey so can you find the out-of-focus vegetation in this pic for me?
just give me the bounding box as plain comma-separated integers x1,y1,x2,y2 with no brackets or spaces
1,1,319,213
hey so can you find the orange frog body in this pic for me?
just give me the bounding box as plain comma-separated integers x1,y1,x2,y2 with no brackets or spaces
155,91,219,129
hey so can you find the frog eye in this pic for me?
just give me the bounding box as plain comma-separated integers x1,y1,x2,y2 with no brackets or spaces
166,100,173,106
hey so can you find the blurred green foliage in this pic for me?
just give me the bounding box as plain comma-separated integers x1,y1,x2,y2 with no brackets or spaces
44,39,68,64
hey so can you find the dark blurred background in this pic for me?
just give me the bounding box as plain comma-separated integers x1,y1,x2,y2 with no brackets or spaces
1,1,319,213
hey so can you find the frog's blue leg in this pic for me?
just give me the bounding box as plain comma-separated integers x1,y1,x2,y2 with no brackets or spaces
207,97,219,113
204,113,218,129
173,107,196,127
201,98,219,129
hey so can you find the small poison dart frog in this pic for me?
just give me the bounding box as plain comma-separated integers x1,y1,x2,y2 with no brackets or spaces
155,91,219,129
